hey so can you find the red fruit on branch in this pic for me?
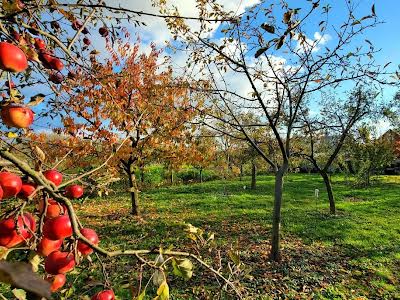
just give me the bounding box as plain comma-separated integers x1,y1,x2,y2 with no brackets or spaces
50,58,64,71
83,37,91,45
50,21,60,30
0,213,36,248
0,172,22,198
18,182,37,199
39,51,54,68
98,27,109,37
46,273,67,292
49,72,64,84
71,20,83,31
1,105,34,128
0,186,3,200
65,184,84,199
11,30,21,42
72,20,89,34
34,38,46,50
43,215,72,240
38,198,67,219
46,204,62,218
5,80,16,88
0,42,28,72
43,169,63,186
44,251,75,275
77,228,99,256
37,237,63,257
91,290,115,300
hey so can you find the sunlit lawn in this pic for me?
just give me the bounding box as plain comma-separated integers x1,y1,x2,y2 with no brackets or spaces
72,174,400,299
2,174,398,299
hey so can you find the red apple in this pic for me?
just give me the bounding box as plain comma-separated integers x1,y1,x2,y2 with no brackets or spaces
37,237,63,257
49,72,64,84
98,27,109,37
51,21,60,30
0,172,22,198
18,181,37,199
83,37,91,45
43,169,63,186
46,273,67,292
39,50,54,68
50,58,63,71
65,185,84,199
43,215,72,240
91,290,115,300
0,213,36,248
72,20,83,31
44,251,75,275
38,198,67,219
5,80,16,88
34,38,46,50
0,186,3,200
0,42,28,72
1,105,34,128
77,228,99,256
11,30,21,42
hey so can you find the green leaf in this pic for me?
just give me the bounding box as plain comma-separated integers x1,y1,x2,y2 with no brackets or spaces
172,258,193,280
0,247,8,260
137,290,146,300
152,270,164,286
12,288,27,300
154,281,169,300
228,249,241,266
28,251,42,273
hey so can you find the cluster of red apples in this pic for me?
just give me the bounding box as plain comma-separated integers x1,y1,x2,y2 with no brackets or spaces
0,12,110,130
0,169,113,298
0,4,115,298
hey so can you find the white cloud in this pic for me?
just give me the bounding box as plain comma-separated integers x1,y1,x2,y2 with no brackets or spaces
294,31,332,54
109,0,260,46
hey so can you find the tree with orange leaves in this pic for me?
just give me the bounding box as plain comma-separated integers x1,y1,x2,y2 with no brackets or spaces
62,41,201,216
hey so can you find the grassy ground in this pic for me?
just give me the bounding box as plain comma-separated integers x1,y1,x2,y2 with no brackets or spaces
2,174,399,299
72,174,400,299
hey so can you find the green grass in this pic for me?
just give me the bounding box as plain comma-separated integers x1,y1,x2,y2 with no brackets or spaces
74,174,400,299
1,174,399,299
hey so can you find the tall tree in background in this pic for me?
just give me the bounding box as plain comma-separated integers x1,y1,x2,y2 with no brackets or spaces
62,42,201,216
157,0,395,260
299,87,379,214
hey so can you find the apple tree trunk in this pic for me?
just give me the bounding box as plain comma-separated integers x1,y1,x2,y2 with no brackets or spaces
251,162,257,189
127,162,140,216
320,170,336,215
270,161,288,261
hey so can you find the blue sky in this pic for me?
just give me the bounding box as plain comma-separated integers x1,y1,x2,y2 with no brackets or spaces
13,0,400,133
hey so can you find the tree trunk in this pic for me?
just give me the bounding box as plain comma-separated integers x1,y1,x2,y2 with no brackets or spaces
251,162,256,189
239,164,243,181
199,168,203,183
169,169,174,185
139,166,145,184
127,163,139,216
270,162,288,261
320,170,336,215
